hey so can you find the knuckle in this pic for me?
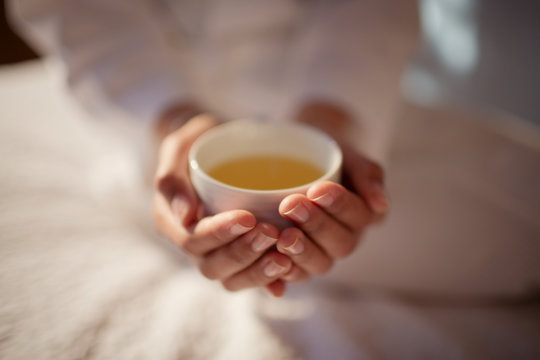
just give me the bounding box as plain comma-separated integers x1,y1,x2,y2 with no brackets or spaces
292,244,314,266
282,226,303,240
225,244,251,266
213,225,232,243
303,214,324,235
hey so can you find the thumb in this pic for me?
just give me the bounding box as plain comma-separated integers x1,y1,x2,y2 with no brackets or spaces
157,175,201,228
155,114,218,227
171,193,201,228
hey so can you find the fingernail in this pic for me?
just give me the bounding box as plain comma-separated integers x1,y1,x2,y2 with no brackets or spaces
284,237,304,255
312,192,334,207
251,233,277,252
370,183,389,214
172,195,189,217
284,202,309,223
264,261,288,277
230,223,253,236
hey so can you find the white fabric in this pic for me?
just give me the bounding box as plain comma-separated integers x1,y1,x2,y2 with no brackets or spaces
1,60,539,360
9,0,417,162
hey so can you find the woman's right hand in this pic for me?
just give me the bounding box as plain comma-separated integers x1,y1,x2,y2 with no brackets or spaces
152,114,300,296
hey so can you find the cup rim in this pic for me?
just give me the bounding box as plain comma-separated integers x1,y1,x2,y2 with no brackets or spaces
188,120,343,195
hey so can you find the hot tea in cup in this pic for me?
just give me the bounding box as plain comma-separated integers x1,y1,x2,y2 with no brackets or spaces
189,120,342,228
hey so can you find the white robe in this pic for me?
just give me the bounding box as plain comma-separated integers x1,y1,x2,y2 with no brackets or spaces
9,0,417,163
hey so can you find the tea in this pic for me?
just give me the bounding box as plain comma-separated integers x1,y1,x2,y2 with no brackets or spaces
208,155,324,190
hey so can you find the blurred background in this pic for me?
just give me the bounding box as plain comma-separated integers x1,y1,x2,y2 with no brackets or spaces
403,0,540,126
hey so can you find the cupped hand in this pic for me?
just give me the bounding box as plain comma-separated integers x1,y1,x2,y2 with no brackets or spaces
276,142,389,281
152,114,293,296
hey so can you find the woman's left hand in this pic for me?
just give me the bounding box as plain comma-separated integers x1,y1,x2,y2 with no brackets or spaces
274,102,389,282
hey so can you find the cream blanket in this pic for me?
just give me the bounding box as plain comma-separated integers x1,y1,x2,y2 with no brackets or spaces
1,61,539,359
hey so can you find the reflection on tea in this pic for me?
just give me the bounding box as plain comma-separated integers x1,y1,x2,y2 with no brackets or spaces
208,155,324,190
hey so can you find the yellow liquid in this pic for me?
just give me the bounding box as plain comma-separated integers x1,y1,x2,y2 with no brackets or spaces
208,155,324,190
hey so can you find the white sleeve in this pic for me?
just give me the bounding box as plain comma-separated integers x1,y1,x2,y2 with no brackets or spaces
291,0,418,162
9,0,190,124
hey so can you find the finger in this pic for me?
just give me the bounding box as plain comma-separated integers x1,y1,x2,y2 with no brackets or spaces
169,191,201,228
279,194,358,259
306,181,373,231
153,192,184,243
198,223,279,280
156,173,201,227
153,192,208,253
181,210,256,256
154,114,218,226
341,145,389,215
222,251,292,292
265,280,287,297
361,181,389,216
280,265,310,283
276,227,333,275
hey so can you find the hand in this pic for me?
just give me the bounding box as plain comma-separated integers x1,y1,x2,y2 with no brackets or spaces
275,102,389,281
152,113,293,296
276,149,387,279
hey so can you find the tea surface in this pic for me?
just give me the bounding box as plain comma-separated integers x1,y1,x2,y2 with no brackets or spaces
208,155,324,190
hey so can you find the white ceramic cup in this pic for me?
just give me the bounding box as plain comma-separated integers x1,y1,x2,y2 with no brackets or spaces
189,120,343,228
